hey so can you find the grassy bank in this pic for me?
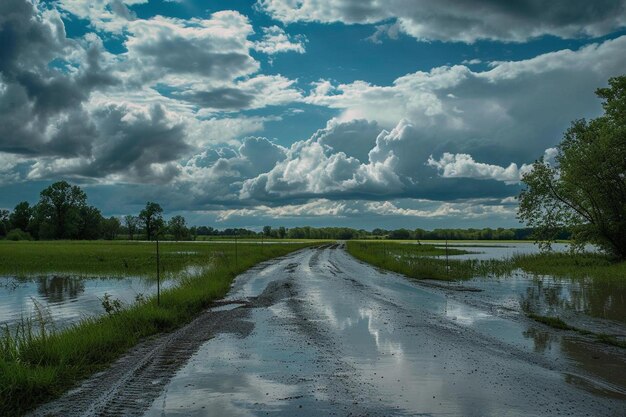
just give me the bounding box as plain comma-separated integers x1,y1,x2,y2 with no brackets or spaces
346,240,513,280
527,314,626,348
0,240,318,416
346,240,626,282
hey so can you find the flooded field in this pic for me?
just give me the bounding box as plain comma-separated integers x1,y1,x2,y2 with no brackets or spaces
32,244,626,416
0,274,179,331
430,242,626,332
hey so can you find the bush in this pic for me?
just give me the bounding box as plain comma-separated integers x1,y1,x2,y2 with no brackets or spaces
6,229,33,241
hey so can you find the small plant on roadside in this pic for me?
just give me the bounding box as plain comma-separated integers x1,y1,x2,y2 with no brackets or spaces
101,293,124,315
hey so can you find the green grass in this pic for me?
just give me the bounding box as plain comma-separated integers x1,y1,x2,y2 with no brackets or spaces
0,240,319,416
346,240,516,280
527,314,574,330
347,240,626,282
0,240,314,277
511,252,626,281
527,314,626,348
346,240,484,280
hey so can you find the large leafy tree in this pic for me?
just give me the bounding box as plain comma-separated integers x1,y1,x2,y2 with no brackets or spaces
9,202,32,232
124,215,139,240
168,215,189,241
139,202,164,241
519,75,626,259
36,181,87,239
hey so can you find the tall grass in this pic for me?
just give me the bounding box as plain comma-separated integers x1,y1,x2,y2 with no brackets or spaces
0,241,316,416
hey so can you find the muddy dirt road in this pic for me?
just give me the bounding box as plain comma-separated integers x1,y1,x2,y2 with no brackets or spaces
33,244,626,416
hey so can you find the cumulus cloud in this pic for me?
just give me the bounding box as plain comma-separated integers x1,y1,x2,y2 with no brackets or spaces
427,153,531,184
180,137,288,202
216,199,356,221
305,36,626,165
57,0,145,33
253,26,306,54
215,198,516,222
0,0,118,157
0,1,300,186
27,104,189,183
239,118,516,203
257,0,626,43
123,12,258,86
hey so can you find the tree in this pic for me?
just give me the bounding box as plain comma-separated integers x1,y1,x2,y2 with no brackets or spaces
9,202,32,232
139,202,164,240
263,225,272,237
102,217,121,240
519,75,626,259
37,181,87,239
76,206,104,240
124,215,139,240
168,215,189,241
0,209,9,237
278,226,287,239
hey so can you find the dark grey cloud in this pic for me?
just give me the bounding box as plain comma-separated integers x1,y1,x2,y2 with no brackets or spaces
175,88,256,110
259,0,626,42
125,13,259,84
28,104,190,183
0,0,118,158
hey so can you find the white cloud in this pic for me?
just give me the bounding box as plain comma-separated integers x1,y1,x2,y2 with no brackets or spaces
123,12,258,86
254,26,306,54
215,198,516,221
427,153,529,184
304,36,626,165
216,199,355,221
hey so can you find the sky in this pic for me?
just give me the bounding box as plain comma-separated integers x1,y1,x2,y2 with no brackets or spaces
1,0,625,230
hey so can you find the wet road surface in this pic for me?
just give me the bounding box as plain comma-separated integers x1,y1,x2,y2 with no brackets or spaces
32,244,626,416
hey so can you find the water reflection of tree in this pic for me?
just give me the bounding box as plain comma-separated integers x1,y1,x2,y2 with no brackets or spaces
523,327,558,353
37,276,85,302
519,275,625,324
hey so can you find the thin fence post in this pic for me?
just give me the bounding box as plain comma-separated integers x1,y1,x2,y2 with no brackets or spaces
156,237,160,306
235,231,238,269
445,238,449,277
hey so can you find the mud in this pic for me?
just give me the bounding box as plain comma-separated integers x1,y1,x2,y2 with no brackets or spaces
31,245,626,416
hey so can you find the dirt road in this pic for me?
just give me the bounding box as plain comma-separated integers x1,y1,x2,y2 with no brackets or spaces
32,244,626,416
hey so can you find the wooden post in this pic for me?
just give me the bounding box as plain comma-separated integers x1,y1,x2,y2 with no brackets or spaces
235,231,238,269
445,238,449,277
156,237,160,306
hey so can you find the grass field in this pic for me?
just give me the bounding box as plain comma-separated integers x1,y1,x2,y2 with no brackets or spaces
0,240,319,416
346,240,514,280
346,240,625,282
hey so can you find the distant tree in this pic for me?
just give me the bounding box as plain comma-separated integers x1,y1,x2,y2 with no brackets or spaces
263,225,272,237
278,226,287,239
519,75,626,259
102,217,121,240
124,215,139,240
36,181,87,239
9,201,32,232
76,206,104,240
0,209,9,237
389,229,411,240
168,215,189,241
139,202,164,240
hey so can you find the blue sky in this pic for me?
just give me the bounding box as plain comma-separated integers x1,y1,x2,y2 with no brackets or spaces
1,0,625,230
